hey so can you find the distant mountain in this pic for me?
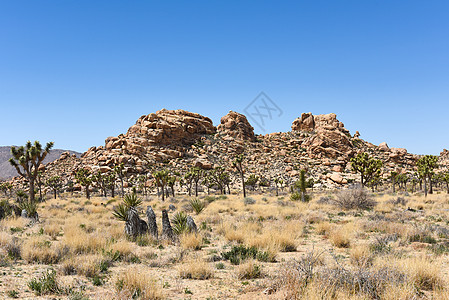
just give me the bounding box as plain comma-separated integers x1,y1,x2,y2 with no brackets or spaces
0,146,81,180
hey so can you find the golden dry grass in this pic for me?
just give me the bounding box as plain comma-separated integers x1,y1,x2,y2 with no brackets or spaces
178,257,213,279
115,266,164,300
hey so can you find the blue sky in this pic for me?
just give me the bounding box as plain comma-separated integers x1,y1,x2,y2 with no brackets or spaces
0,1,448,154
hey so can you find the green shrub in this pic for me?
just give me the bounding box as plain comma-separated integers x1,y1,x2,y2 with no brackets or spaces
28,269,61,296
171,211,189,235
190,198,205,214
222,245,264,265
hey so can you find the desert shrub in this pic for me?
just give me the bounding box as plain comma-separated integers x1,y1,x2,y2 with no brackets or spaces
22,236,60,264
180,233,202,250
290,192,301,201
388,197,408,206
178,258,213,280
28,269,62,296
317,196,333,204
333,187,376,210
171,211,189,235
115,266,164,299
276,251,408,300
236,260,262,279
407,227,437,244
18,200,38,219
243,197,256,205
329,227,351,248
222,245,269,264
189,198,205,214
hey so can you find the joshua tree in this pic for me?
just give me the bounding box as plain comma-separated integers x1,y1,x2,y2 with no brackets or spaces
153,170,169,201
233,154,246,198
114,163,126,197
35,170,44,201
0,182,13,197
9,141,54,203
245,174,259,191
441,172,449,194
183,170,194,196
46,176,62,199
293,169,309,202
208,166,230,195
93,171,108,197
191,167,203,197
390,171,398,193
417,155,438,197
105,172,117,198
75,169,93,199
167,175,177,197
274,178,283,196
350,152,383,187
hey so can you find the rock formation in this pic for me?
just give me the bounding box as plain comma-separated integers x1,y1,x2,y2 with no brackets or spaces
146,206,158,240
161,209,175,241
125,207,147,238
186,216,198,233
6,108,426,192
217,111,256,141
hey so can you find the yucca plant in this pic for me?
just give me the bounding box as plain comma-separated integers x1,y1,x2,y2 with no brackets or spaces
112,193,142,222
18,199,38,219
112,203,129,222
189,198,205,215
123,193,142,208
172,211,189,235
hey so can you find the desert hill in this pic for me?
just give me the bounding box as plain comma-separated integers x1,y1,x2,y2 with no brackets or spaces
6,108,434,194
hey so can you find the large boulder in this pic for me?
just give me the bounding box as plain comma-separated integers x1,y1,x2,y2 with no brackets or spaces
295,113,353,159
291,112,315,132
217,111,256,141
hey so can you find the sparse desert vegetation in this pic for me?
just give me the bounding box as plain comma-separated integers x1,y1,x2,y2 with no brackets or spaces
0,188,449,299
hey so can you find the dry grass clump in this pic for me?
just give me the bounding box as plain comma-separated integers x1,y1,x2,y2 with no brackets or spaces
0,216,27,232
329,226,351,248
63,224,107,254
43,223,61,240
0,232,20,259
390,256,444,291
180,233,202,250
115,266,164,300
0,231,12,247
21,235,60,264
236,260,263,279
350,244,373,267
275,249,411,299
108,239,134,258
178,258,213,279
333,187,376,210
315,221,332,235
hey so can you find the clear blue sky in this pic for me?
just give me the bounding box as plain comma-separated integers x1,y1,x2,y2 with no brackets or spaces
1,1,448,154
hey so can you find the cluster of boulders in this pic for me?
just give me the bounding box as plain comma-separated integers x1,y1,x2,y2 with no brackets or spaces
217,111,256,141
6,108,426,192
124,207,197,242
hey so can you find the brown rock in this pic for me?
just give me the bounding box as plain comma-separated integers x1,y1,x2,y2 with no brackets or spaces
378,142,389,152
291,112,315,132
217,111,256,141
329,173,347,184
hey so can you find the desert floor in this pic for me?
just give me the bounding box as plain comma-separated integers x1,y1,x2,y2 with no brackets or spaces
1,189,449,299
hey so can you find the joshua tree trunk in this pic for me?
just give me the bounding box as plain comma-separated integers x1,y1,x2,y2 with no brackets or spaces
53,189,57,199
429,175,433,194
29,179,35,203
424,178,428,197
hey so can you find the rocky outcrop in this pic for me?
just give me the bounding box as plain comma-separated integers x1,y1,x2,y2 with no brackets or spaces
125,208,147,238
186,216,198,233
293,113,353,159
217,111,256,141
146,206,158,240
161,209,175,241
